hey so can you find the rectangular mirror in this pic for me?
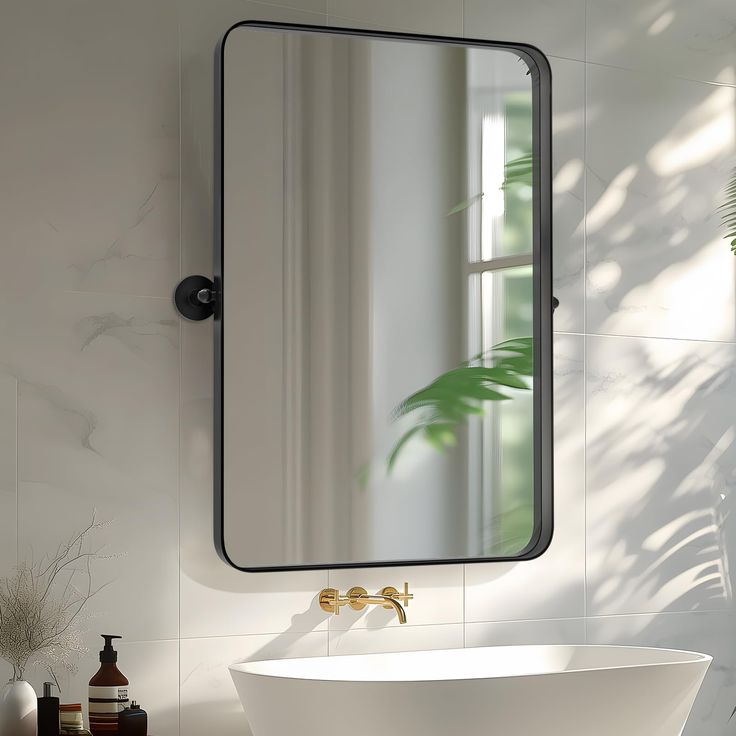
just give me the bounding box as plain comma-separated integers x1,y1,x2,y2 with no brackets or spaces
215,22,553,571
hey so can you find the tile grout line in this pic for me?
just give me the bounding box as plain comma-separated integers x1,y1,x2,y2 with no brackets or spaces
552,330,736,346
248,0,327,19
582,0,588,634
462,564,466,646
327,568,332,656
177,6,183,734
121,606,730,646
15,377,18,565
579,57,736,91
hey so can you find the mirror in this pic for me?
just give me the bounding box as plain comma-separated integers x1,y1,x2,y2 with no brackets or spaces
215,22,552,571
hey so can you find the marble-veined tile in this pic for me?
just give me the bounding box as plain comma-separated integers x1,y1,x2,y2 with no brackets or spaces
4,290,179,641
256,0,326,14
586,65,736,341
0,373,17,577
329,623,463,656
464,0,586,61
0,0,178,300
586,334,736,616
587,0,736,86
465,618,585,647
327,0,462,36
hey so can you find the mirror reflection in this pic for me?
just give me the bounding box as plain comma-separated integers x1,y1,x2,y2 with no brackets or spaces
219,25,549,569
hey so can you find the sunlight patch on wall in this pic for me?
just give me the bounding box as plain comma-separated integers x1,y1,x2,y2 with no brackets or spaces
647,85,735,177
606,238,734,340
553,159,583,194
586,164,639,235
647,10,676,36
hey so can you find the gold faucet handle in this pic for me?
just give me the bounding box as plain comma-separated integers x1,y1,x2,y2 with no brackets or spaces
380,583,413,607
346,586,369,612
319,587,346,615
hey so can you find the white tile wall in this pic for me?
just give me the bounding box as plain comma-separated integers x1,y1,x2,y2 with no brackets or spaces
0,0,179,300
586,335,736,616
586,0,736,85
0,0,734,735
329,624,464,656
586,66,736,341
0,374,16,578
464,0,586,61
328,0,463,35
550,58,586,334
465,618,585,647
10,291,180,642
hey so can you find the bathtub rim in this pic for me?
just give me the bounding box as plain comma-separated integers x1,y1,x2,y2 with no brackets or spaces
228,643,713,684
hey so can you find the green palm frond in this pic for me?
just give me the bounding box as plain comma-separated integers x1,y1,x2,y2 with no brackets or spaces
721,167,736,253
446,193,483,216
387,337,533,472
501,153,533,190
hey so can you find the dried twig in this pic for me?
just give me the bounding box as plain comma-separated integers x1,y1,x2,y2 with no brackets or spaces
0,514,107,682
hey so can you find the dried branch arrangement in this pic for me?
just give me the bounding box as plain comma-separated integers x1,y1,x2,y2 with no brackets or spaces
0,515,108,685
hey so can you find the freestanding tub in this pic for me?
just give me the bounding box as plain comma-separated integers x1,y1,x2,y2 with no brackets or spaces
230,644,711,736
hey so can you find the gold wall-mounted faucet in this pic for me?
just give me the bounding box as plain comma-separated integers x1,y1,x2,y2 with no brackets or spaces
319,583,413,624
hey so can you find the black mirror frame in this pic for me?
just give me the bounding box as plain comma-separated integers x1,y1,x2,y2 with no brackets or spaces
213,20,553,572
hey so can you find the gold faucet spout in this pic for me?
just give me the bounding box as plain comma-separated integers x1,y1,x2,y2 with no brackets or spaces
354,593,408,624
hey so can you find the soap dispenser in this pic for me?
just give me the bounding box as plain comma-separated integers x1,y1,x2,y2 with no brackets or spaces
88,635,130,735
37,681,60,736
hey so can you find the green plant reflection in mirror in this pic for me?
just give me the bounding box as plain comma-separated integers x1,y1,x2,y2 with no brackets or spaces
384,139,536,556
387,336,533,473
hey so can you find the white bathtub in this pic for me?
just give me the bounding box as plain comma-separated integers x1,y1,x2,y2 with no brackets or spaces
230,644,711,736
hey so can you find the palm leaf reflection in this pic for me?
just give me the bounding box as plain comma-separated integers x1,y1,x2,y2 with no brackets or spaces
387,337,533,472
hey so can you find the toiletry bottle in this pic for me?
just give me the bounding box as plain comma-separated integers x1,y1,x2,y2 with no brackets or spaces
88,635,130,735
118,702,147,736
59,704,92,735
38,681,60,736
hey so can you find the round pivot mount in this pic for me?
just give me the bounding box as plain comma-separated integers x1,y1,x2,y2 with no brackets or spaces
175,275,216,321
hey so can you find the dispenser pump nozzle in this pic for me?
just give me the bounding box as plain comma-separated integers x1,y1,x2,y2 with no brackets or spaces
42,682,56,698
99,634,122,663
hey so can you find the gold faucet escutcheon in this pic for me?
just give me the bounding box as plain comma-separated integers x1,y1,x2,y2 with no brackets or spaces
319,583,413,624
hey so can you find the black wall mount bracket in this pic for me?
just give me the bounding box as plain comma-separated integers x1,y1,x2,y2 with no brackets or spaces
175,275,217,321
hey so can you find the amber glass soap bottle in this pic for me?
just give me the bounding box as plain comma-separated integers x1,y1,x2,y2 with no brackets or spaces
88,635,130,735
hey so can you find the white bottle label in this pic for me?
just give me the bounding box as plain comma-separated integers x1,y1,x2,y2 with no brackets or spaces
89,685,130,729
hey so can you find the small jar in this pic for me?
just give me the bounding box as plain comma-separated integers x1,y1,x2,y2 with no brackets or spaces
59,704,92,736
118,702,147,736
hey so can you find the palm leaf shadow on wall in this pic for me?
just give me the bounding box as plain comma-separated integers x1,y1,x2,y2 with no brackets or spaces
723,166,736,253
